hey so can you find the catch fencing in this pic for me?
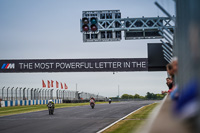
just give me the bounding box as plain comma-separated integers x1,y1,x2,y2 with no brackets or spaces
0,87,106,106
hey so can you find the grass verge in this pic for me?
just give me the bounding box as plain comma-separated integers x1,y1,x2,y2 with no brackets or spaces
102,103,158,133
0,102,108,117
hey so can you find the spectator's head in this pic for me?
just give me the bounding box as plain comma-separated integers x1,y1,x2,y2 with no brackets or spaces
171,57,178,74
166,77,173,85
166,64,174,76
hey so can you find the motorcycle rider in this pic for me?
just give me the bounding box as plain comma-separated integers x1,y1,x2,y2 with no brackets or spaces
90,97,95,109
47,100,55,114
90,97,95,101
109,98,112,104
47,100,55,107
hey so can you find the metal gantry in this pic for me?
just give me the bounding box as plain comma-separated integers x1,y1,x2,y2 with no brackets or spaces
155,1,175,63
80,9,175,63
98,17,174,31
81,10,174,43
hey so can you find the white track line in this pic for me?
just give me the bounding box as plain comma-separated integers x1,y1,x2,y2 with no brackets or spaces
96,105,146,133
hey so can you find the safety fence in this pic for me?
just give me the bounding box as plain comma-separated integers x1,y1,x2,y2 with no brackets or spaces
0,87,106,107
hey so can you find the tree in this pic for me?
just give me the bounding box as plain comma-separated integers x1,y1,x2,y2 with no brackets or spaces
133,94,140,99
146,92,152,99
121,94,129,99
139,96,145,99
145,92,165,100
120,92,165,100
128,95,134,99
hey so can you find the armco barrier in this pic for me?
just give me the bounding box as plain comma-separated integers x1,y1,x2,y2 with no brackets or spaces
0,99,62,107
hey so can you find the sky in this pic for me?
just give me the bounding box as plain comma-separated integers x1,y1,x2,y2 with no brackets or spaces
0,0,175,97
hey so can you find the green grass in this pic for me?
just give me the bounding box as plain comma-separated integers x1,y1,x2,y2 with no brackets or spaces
0,102,108,116
103,103,158,133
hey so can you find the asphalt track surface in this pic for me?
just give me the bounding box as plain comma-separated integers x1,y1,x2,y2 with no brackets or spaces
0,101,155,133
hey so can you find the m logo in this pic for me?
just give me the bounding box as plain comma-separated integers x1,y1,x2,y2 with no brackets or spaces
1,63,15,69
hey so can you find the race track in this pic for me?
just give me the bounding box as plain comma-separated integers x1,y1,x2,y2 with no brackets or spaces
0,101,155,133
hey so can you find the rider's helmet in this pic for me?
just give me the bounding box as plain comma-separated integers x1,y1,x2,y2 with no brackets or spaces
48,100,53,103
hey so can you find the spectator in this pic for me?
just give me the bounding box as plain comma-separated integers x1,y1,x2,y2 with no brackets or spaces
166,63,175,87
166,63,174,77
171,57,178,74
166,77,173,90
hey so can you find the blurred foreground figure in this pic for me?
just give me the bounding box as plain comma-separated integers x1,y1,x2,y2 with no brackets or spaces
140,1,200,133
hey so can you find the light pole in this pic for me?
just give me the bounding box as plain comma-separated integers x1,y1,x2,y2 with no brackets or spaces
118,85,120,101
75,83,78,100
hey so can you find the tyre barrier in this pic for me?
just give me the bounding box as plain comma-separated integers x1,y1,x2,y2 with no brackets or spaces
0,99,62,107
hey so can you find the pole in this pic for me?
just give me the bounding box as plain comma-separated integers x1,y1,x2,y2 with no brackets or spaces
76,83,78,100
118,85,120,101
2,87,5,100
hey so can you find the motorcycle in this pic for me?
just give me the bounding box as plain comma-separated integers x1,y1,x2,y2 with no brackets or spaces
47,103,54,115
90,99,95,109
